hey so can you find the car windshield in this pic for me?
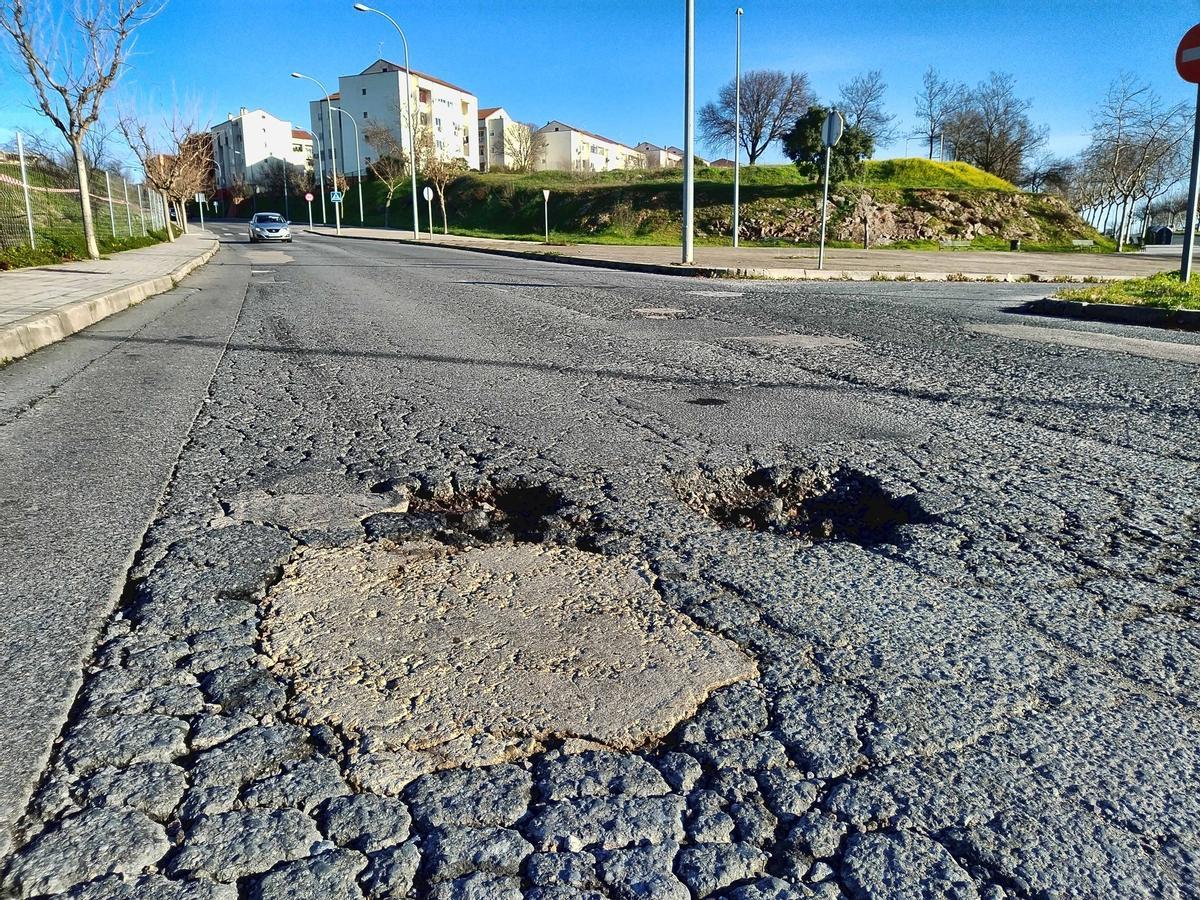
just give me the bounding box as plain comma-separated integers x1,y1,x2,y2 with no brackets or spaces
255,215,285,224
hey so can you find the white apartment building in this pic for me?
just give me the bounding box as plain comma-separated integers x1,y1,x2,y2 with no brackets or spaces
478,107,532,172
635,142,684,168
308,59,478,180
535,121,645,172
210,107,311,189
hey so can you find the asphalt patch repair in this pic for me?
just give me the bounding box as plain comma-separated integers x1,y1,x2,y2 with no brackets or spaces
259,477,756,790
675,462,932,545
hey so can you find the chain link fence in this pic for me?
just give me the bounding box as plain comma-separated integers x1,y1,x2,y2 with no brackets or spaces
0,131,172,252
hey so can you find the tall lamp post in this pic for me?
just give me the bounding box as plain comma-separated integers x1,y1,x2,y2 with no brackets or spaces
311,132,329,224
682,0,695,264
732,7,743,249
353,3,421,240
331,105,366,223
292,71,342,235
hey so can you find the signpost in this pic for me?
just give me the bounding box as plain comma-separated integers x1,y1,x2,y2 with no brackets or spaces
330,190,344,204
818,109,844,271
194,193,206,231
543,189,551,243
305,192,314,230
423,186,434,239
1176,23,1200,282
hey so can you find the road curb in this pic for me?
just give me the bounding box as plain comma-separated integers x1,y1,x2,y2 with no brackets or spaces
0,239,219,364
310,228,1133,285
1023,297,1200,331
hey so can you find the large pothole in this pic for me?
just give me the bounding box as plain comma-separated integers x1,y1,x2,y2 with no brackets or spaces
675,463,933,545
261,541,756,785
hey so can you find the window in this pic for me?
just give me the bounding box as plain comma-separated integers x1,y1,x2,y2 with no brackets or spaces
419,88,431,103
363,111,368,119
361,88,367,95
435,117,441,128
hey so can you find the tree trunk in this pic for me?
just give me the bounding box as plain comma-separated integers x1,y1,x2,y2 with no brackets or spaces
162,193,176,242
70,137,101,259
439,191,448,234
176,199,189,235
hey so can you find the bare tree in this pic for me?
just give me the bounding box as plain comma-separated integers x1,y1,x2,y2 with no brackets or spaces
120,109,211,240
363,121,410,227
700,69,812,164
503,122,546,173
838,70,897,147
1020,153,1075,196
260,157,307,197
913,66,964,159
418,130,468,234
0,0,163,258
1082,74,1189,250
943,72,1047,183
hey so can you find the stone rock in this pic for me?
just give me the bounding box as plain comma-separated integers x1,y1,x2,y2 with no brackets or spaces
788,810,848,860
4,807,169,896
179,785,239,821
657,753,703,793
346,750,437,796
840,831,979,900
361,839,421,899
423,826,533,883
730,798,779,847
241,756,349,813
189,714,258,753
724,877,816,900
319,793,412,852
77,763,187,820
262,543,755,771
246,849,367,900
221,486,409,533
427,872,524,900
189,725,312,789
66,874,238,900
538,751,669,801
527,796,686,852
757,770,820,822
61,714,189,775
680,682,769,742
166,809,322,883
676,842,769,897
687,736,790,772
406,764,532,827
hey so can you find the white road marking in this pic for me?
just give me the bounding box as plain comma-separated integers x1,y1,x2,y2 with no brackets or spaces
967,323,1200,365
686,290,744,298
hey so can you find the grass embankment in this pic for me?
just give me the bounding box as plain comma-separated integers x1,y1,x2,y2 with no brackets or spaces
346,158,1108,253
1055,271,1200,310
0,230,170,271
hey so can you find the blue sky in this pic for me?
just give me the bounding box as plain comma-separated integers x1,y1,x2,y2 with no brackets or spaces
3,0,1200,165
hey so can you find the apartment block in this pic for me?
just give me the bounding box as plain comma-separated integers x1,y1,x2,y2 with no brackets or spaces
211,107,313,189
535,121,645,172
478,107,533,172
308,59,478,179
635,142,684,168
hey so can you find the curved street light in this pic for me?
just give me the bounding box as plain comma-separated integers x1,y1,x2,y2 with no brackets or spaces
353,3,421,240
733,7,743,249
292,71,342,235
331,105,366,223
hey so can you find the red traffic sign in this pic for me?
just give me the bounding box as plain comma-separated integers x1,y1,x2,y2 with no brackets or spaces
304,192,314,202
1177,24,1200,82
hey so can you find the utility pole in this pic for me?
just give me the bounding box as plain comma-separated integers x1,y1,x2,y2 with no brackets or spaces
732,7,743,249
682,0,695,264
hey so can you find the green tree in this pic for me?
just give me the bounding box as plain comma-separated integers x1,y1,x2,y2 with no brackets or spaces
781,105,874,184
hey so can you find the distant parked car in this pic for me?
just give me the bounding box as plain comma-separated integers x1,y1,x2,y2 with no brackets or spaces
248,212,292,243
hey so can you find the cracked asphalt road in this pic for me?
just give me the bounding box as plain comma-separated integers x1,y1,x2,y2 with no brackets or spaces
0,225,1197,899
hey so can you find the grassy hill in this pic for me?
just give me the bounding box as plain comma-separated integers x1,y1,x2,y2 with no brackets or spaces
313,158,1109,252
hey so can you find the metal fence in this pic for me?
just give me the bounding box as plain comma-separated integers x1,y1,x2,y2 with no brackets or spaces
0,131,171,251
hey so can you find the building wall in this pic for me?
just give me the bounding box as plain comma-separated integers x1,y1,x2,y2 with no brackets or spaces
210,108,298,188
536,122,645,172
480,111,532,171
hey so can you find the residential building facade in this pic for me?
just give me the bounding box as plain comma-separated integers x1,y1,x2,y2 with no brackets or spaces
308,59,479,180
635,142,684,168
210,107,310,189
535,121,645,172
478,107,531,172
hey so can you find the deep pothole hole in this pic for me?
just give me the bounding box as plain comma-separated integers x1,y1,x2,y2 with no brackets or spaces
675,463,934,546
363,477,599,550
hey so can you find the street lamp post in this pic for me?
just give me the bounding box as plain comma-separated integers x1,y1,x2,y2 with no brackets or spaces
312,132,328,224
292,71,342,235
331,105,366,223
682,0,695,264
732,7,743,249
353,3,421,240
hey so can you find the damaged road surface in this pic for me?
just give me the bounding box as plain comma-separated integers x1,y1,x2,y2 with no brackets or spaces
1,224,1198,899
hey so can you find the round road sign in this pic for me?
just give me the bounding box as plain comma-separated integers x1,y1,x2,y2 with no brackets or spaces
423,186,434,201
1177,23,1200,82
304,192,314,202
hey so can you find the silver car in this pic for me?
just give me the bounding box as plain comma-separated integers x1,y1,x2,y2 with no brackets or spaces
248,212,292,243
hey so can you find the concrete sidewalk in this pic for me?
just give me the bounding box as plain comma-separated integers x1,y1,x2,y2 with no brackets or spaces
312,224,1180,282
0,231,219,363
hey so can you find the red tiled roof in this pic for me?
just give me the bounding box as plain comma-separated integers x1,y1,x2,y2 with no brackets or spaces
292,128,313,140
478,107,500,120
359,59,474,97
